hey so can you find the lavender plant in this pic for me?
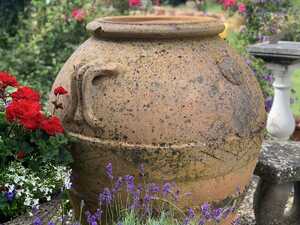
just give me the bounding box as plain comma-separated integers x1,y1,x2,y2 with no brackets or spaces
32,163,241,225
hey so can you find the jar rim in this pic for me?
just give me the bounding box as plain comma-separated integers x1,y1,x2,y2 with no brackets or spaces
86,16,225,39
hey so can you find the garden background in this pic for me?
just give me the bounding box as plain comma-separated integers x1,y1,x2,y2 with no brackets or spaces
1,0,300,224
1,0,300,114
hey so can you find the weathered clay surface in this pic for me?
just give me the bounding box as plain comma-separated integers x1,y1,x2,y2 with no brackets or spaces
49,16,266,224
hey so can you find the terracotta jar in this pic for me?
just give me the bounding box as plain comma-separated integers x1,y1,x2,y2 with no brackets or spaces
50,16,266,224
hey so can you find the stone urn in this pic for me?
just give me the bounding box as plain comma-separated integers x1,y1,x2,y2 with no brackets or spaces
50,16,266,224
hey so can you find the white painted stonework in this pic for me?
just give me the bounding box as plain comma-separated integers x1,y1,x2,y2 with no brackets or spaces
266,63,297,140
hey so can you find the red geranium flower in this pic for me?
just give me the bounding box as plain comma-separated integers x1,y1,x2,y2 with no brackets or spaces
71,8,86,22
16,151,26,160
0,72,19,89
54,86,68,96
129,0,141,7
223,0,236,8
11,86,40,102
40,116,64,135
20,112,45,130
6,100,41,126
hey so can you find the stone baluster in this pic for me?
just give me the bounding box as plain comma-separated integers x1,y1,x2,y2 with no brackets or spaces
247,41,300,140
266,63,295,140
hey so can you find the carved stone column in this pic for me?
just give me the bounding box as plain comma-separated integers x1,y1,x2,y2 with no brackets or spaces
266,63,295,140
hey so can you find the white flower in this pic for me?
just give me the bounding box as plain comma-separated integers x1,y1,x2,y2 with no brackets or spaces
2,162,69,210
8,184,15,192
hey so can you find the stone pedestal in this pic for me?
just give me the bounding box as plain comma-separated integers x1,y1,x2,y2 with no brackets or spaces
248,41,300,140
254,141,300,225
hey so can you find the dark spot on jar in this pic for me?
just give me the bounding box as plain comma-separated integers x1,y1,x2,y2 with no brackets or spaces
184,119,191,124
208,84,219,97
196,75,204,84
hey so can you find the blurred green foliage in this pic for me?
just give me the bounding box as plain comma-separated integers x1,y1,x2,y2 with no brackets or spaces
0,0,120,98
0,0,31,36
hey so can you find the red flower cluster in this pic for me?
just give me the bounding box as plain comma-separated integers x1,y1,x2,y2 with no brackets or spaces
11,86,40,102
219,0,246,13
1,72,66,136
40,116,64,135
71,8,86,22
129,0,141,7
16,151,26,160
0,72,19,89
6,99,42,130
238,3,246,13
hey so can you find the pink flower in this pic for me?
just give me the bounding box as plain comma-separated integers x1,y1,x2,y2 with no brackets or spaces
129,0,141,7
238,3,246,13
223,0,236,9
71,8,86,22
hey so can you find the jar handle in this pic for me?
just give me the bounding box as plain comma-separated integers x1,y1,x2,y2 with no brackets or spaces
75,61,121,128
216,56,243,86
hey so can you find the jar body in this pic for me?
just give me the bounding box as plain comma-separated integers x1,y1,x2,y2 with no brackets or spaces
51,33,266,224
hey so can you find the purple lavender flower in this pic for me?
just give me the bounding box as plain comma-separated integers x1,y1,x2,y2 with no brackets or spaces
143,194,153,215
99,188,112,205
263,74,273,83
95,209,102,221
198,219,206,225
144,194,152,204
47,222,55,225
5,191,15,202
130,189,141,210
182,208,195,225
162,182,171,197
85,211,91,219
117,222,123,225
85,210,100,225
182,217,190,225
33,217,42,225
124,175,135,194
148,183,160,194
105,163,113,180
212,208,223,222
137,183,143,192
200,203,211,220
112,177,123,194
188,208,195,219
265,96,273,112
